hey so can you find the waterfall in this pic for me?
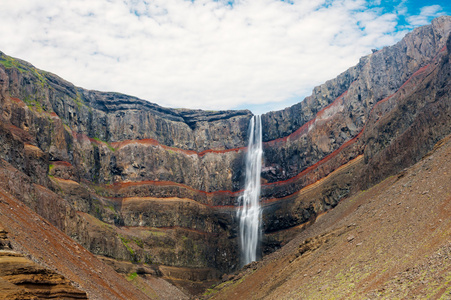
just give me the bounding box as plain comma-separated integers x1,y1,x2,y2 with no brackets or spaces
238,115,263,266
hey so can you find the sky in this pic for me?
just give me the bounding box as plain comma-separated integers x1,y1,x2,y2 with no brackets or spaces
0,1,449,114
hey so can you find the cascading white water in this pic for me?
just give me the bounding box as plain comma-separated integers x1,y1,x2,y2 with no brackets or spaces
238,115,263,266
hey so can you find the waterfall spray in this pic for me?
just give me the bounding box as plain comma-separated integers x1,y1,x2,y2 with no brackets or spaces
238,115,263,266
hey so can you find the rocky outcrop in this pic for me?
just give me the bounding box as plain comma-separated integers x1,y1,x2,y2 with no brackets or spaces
0,251,88,299
0,16,450,294
0,225,87,299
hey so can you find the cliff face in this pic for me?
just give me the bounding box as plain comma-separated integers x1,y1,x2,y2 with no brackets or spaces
0,16,450,296
204,134,451,299
258,16,451,248
0,181,186,299
0,47,251,290
262,16,451,182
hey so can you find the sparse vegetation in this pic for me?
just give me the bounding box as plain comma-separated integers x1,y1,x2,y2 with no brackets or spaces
126,272,138,281
0,55,27,71
119,235,135,256
0,54,48,88
23,96,45,113
145,229,166,237
92,137,116,152
133,237,144,248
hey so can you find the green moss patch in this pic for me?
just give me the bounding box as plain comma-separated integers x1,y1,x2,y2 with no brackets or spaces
120,235,135,256
126,272,138,281
92,137,116,152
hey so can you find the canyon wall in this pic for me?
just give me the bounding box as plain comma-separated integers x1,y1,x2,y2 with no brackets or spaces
0,16,450,291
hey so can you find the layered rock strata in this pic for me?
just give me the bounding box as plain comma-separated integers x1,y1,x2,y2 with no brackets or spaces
0,16,450,290
204,133,451,299
0,249,88,299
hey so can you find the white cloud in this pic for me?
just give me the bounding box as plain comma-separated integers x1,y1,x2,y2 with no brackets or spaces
0,0,446,113
407,5,445,26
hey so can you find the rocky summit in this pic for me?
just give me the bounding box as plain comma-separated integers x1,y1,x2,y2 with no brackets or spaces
0,16,450,299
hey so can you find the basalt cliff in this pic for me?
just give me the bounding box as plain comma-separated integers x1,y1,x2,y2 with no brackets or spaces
0,16,450,299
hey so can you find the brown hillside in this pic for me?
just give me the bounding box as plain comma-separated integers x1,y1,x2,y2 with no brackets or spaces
205,134,451,299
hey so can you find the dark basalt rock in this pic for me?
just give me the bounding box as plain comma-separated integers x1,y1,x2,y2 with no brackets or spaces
0,16,450,287
41,70,253,151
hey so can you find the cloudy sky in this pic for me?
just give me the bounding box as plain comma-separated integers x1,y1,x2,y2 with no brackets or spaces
0,0,449,114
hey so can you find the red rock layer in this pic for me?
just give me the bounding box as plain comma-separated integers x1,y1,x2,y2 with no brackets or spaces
91,54,441,205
